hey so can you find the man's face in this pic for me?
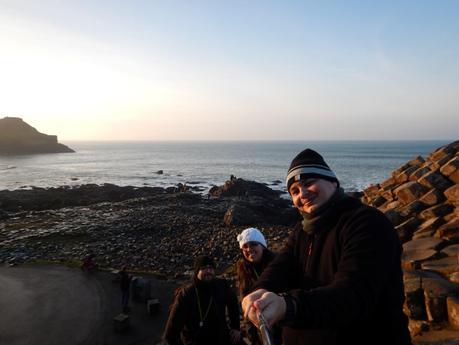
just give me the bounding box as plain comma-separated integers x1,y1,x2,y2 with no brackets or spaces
197,265,215,282
289,178,337,214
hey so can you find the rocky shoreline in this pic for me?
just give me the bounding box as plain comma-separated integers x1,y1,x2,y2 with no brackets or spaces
0,178,299,277
1,140,458,341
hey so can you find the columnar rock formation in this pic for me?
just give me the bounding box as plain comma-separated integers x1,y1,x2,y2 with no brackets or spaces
362,141,459,335
0,117,74,154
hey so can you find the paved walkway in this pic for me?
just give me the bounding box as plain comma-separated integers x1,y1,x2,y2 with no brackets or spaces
0,264,178,345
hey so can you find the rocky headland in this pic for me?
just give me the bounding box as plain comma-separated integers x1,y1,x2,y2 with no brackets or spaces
0,117,74,154
0,140,458,341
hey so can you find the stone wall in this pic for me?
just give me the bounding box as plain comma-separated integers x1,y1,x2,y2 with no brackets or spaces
362,141,459,336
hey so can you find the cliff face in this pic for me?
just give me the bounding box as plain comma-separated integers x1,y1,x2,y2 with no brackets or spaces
362,141,459,336
0,117,74,154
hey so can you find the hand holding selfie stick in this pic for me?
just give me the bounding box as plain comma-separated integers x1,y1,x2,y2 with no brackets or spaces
257,310,273,345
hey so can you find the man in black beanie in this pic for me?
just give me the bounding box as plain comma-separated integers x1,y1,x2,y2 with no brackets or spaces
242,148,412,345
163,255,242,345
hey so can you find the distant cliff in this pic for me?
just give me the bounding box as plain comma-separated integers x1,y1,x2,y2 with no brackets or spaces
0,117,74,154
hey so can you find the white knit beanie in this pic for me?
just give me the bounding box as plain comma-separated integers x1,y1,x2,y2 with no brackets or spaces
236,228,267,249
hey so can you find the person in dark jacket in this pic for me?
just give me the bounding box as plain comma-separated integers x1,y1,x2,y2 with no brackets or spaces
236,227,279,345
163,255,241,345
242,148,412,345
119,266,132,312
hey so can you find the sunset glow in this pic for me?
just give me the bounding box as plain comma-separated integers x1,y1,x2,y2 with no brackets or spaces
1,1,458,140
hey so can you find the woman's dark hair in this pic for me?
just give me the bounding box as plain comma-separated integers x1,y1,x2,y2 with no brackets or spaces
236,248,275,298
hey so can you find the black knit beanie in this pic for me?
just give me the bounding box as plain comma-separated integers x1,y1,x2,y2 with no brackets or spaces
286,148,339,192
194,255,215,275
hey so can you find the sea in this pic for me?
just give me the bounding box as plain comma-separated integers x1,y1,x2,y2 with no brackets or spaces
0,140,451,194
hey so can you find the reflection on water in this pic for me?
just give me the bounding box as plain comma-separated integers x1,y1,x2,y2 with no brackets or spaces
0,140,449,192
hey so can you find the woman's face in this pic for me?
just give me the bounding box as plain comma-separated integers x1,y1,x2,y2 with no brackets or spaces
241,241,263,264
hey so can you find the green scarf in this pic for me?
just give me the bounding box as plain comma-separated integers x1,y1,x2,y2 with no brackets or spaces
301,187,347,234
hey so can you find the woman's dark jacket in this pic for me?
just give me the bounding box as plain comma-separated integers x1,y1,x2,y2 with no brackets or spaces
237,249,280,345
236,248,276,298
163,278,240,345
254,193,411,345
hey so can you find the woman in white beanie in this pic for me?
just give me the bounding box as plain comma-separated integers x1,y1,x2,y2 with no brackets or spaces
235,228,279,345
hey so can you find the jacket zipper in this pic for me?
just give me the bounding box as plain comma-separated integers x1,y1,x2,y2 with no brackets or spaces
305,234,314,272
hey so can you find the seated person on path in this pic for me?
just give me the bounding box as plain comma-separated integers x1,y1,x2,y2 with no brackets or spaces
242,148,411,345
236,227,280,345
163,255,242,345
81,253,97,272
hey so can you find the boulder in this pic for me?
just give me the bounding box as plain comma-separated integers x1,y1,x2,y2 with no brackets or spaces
440,156,459,177
419,189,445,206
448,170,459,184
380,189,394,202
419,203,454,220
441,244,459,257
412,217,446,240
428,153,456,172
394,182,429,205
393,169,412,184
372,195,388,208
421,256,459,277
209,177,281,199
405,280,427,320
398,200,428,218
363,184,380,199
404,270,459,323
383,209,405,226
403,238,445,252
444,185,459,205
380,200,399,211
394,156,425,176
395,217,421,243
409,166,431,182
418,171,453,191
428,144,458,162
403,270,459,323
224,204,261,226
408,320,429,336
223,200,298,226
401,248,437,269
447,296,459,330
435,218,459,240
424,289,448,322
380,176,396,190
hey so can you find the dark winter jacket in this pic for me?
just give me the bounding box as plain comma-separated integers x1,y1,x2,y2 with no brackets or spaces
254,193,411,345
236,249,280,345
236,248,276,299
163,278,240,345
119,271,131,291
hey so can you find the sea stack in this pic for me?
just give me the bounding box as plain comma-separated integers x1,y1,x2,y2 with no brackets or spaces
0,117,74,154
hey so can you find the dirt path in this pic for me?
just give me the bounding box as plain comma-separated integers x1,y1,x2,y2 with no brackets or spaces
0,264,178,345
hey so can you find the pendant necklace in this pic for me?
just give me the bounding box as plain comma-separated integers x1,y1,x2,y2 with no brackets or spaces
195,286,213,328
253,266,260,279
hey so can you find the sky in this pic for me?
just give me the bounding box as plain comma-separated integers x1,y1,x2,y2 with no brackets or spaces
0,1,458,141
